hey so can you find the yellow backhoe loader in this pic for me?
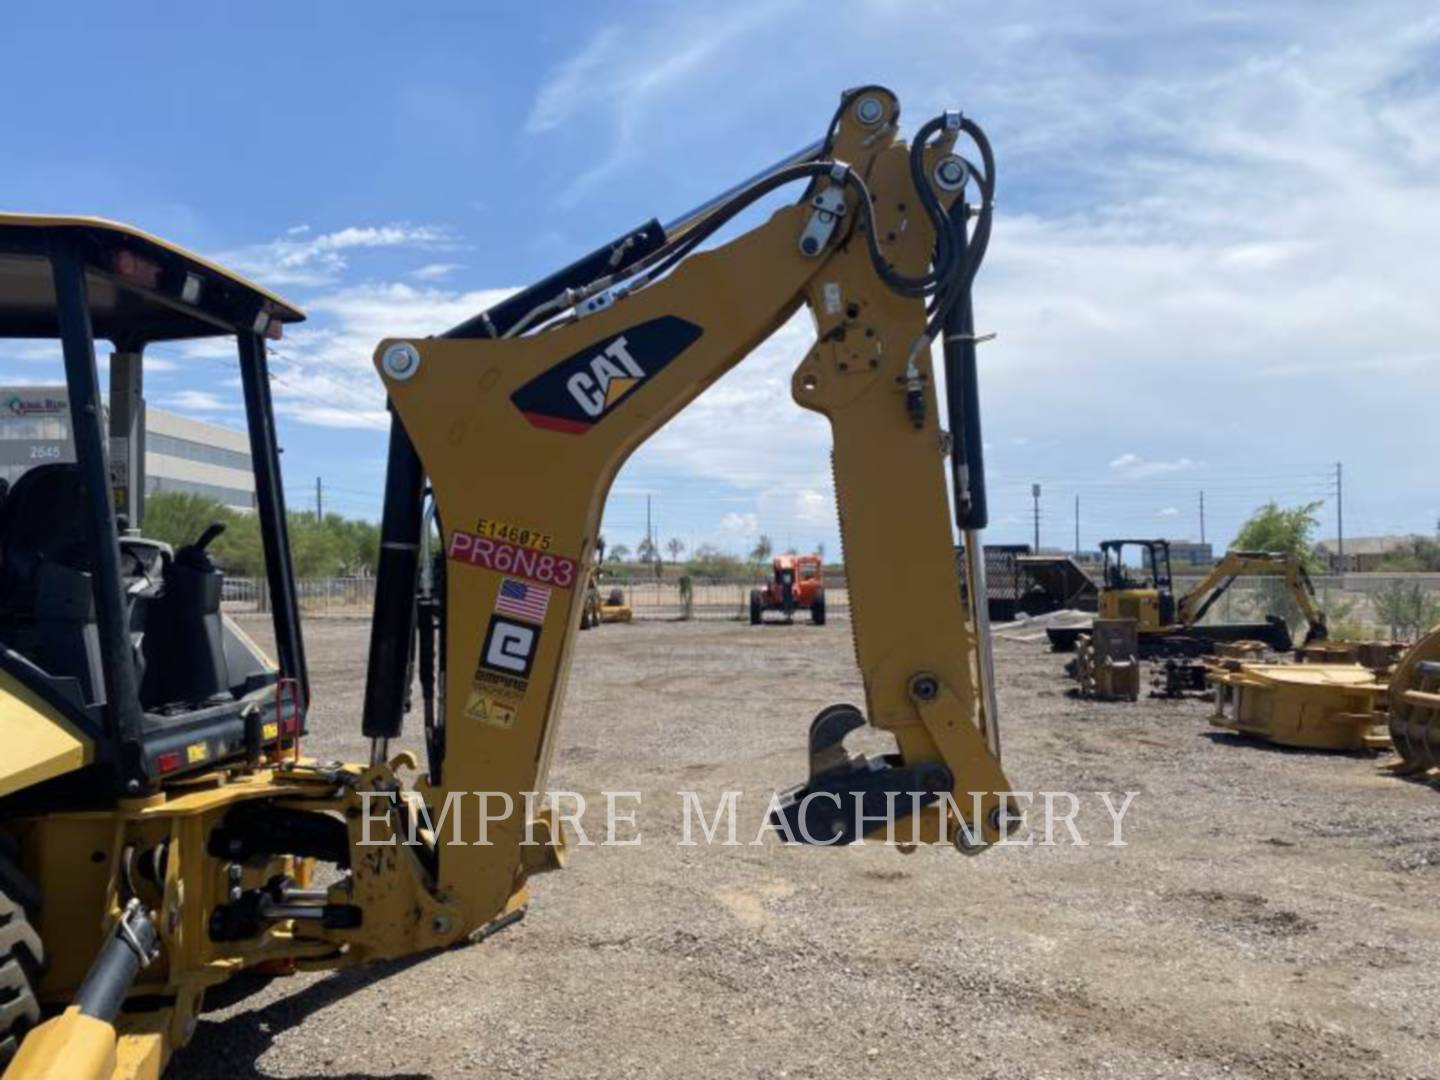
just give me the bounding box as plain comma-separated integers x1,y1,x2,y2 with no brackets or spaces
1,86,1015,1077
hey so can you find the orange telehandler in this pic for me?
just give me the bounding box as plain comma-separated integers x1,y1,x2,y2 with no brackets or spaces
750,553,826,624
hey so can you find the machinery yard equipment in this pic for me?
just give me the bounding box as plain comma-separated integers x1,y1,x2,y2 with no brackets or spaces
1206,620,1440,763
1046,542,1327,657
750,554,826,625
1387,624,1440,778
2,87,1019,1076
1071,619,1140,702
1016,554,1098,617
580,575,633,628
1296,639,1409,676
579,541,632,629
0,214,308,1075
1209,661,1390,751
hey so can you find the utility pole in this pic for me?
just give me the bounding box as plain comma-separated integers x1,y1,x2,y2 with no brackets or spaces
645,494,653,561
1199,490,1206,545
1074,494,1080,558
1335,462,1344,570
316,476,323,520
1031,483,1041,553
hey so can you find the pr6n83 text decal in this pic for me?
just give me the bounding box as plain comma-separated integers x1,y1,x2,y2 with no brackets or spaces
511,315,703,434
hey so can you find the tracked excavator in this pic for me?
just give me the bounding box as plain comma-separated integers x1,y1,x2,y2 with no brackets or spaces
1046,541,1327,655
0,86,1014,1077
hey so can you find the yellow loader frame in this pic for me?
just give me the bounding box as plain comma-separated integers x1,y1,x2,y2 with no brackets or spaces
6,87,1014,1077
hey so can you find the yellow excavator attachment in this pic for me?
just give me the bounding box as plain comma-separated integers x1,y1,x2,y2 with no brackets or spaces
1209,662,1390,751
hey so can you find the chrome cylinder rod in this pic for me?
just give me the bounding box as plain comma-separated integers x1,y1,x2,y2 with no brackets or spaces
663,138,826,240
963,531,1002,759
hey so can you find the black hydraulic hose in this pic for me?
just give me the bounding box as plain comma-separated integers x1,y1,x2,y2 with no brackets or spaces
598,153,955,315
925,119,995,339
523,109,982,340
819,84,896,158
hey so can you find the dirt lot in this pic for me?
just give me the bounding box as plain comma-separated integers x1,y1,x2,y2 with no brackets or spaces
174,618,1440,1080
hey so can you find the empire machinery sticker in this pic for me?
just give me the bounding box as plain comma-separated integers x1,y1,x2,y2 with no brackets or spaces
465,614,543,726
510,315,703,434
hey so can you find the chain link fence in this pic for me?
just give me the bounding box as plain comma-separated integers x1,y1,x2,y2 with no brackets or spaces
221,572,1438,638
222,575,853,621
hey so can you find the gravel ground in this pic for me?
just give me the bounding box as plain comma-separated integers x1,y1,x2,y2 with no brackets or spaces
173,617,1440,1080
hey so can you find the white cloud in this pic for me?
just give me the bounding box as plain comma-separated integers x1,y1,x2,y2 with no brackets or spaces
1156,506,1180,518
158,389,240,413
1109,453,1196,479
792,489,830,524
524,3,796,206
410,263,464,281
218,224,453,287
718,512,760,541
259,281,517,430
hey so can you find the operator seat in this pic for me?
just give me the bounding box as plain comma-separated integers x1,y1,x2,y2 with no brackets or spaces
0,464,105,704
139,523,233,710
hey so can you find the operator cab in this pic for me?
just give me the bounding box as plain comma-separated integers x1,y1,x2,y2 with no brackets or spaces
1100,539,1176,627
0,215,309,799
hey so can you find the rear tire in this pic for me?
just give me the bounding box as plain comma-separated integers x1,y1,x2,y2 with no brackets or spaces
749,590,763,626
811,589,826,626
0,860,42,1070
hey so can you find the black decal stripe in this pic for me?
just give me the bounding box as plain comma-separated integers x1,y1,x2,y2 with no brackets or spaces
511,316,704,434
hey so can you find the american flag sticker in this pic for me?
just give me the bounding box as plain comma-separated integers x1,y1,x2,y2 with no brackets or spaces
494,577,551,624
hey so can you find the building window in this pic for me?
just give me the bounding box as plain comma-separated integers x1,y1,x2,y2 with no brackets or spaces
0,416,70,441
145,475,255,509
148,431,251,472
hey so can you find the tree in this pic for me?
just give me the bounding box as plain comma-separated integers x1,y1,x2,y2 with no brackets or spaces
666,537,686,563
1372,580,1440,640
1231,500,1324,571
607,543,631,563
143,492,384,580
636,535,659,564
1377,536,1440,572
685,544,743,579
749,534,773,565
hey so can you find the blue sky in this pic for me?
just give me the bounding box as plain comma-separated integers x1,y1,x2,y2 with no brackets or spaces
6,1,1438,557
